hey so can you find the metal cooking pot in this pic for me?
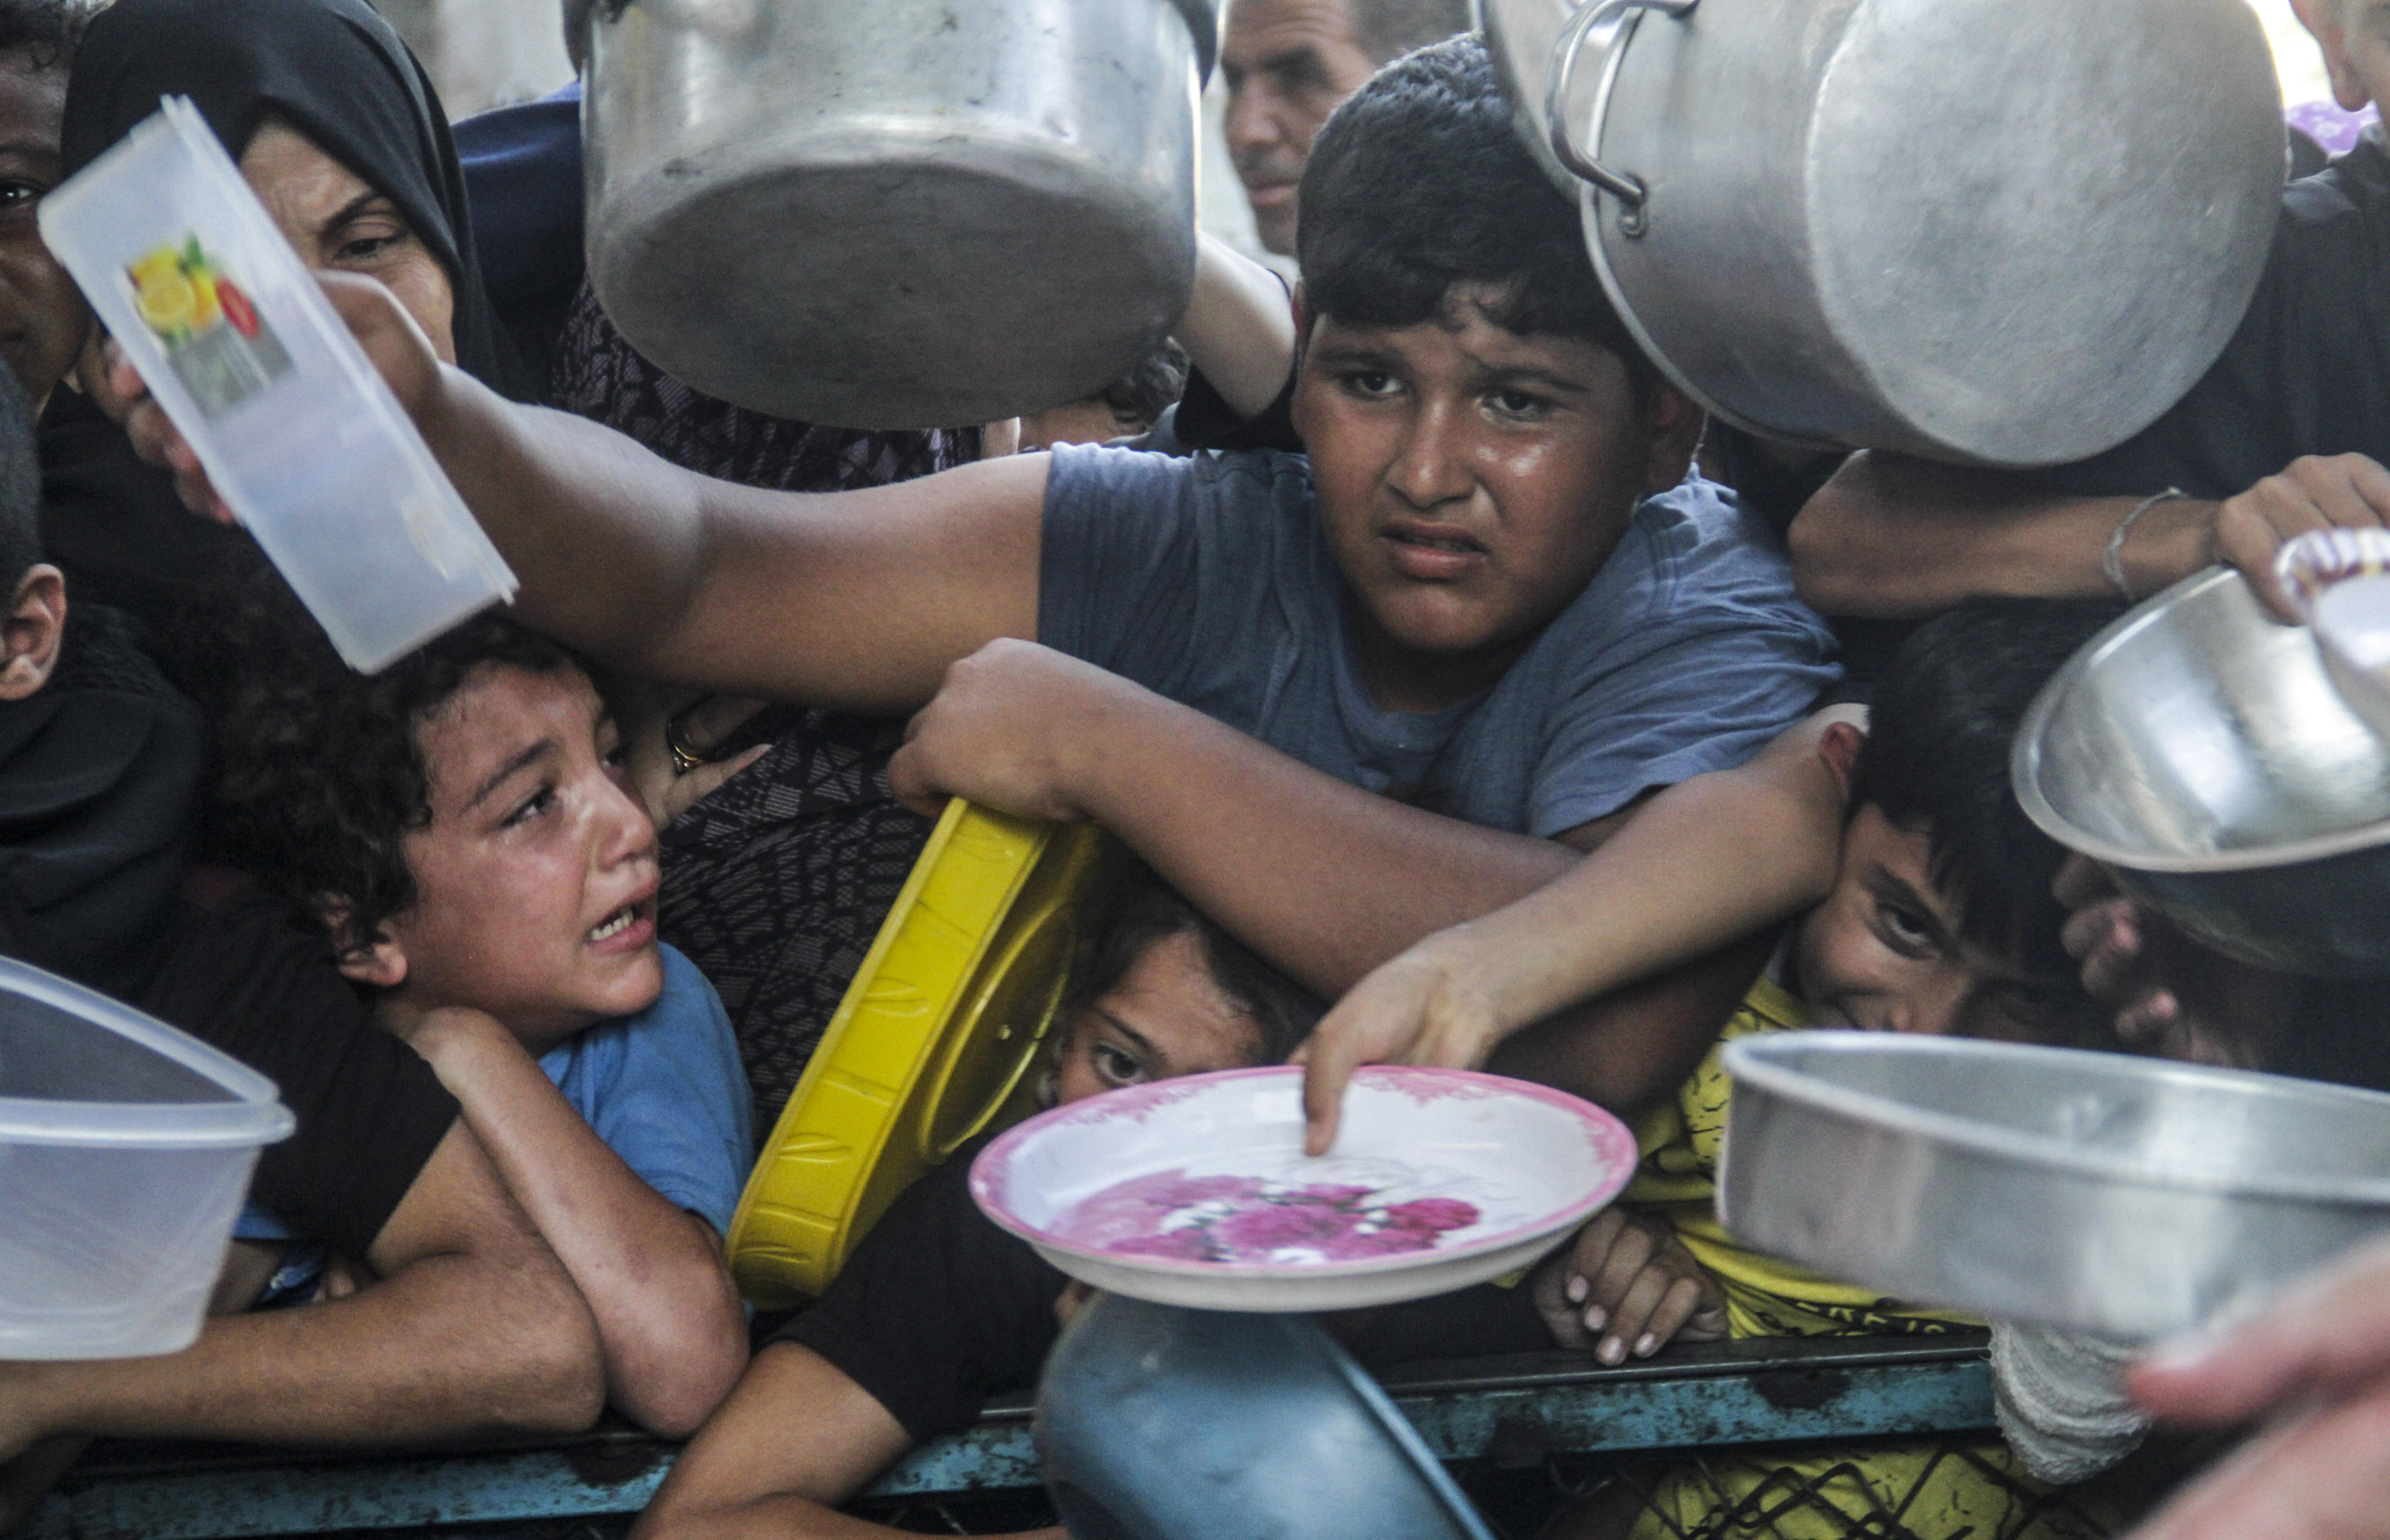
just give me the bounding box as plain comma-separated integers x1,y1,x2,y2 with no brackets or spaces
1490,0,2285,467
1720,1033,2390,1338
582,0,1216,430
2014,568,2390,977
1036,1293,1494,1540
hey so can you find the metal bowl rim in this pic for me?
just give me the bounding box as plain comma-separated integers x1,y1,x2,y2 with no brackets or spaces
2012,567,2390,873
1723,1030,2390,1205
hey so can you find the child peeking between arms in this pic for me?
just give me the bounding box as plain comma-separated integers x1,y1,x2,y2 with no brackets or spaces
634,869,1725,1540
1312,599,2244,1538
212,594,751,1438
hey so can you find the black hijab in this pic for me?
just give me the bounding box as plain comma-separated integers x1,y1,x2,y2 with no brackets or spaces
0,605,205,991
59,0,531,400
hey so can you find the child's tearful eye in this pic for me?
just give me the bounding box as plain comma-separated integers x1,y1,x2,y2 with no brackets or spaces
500,785,557,830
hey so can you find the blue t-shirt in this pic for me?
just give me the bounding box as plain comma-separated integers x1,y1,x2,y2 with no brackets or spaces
538,943,754,1240
1039,446,1840,837
236,944,751,1283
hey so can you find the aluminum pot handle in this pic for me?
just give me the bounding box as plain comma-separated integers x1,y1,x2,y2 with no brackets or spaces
1546,0,1698,209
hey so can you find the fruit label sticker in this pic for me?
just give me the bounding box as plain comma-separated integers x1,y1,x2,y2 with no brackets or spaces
127,236,291,420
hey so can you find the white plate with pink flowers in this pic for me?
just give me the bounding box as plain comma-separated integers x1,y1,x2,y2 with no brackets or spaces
968,1066,1640,1312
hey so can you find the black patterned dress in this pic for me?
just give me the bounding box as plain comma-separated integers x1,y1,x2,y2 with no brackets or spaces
552,282,979,1136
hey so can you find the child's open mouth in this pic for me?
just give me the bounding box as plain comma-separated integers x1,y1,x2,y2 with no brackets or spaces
585,897,655,950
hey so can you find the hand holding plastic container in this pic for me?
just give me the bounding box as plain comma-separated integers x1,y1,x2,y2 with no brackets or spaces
2278,526,2390,743
38,97,515,672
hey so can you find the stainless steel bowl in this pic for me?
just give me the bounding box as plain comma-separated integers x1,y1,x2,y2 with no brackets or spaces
1036,1292,1493,1540
2013,566,2390,975
1720,1032,2390,1338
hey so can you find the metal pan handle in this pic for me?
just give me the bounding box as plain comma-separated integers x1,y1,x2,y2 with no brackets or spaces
1546,0,1698,210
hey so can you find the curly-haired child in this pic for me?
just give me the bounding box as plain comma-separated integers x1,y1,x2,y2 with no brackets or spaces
210,595,751,1437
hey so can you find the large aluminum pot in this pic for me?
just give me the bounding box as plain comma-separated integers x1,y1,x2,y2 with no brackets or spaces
2014,568,2390,977
582,0,1215,430
1488,0,2285,467
1720,1033,2390,1338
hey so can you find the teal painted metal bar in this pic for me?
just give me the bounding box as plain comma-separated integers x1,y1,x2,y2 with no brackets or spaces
24,1338,1993,1540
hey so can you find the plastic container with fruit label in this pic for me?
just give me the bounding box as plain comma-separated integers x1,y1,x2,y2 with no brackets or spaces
39,96,514,672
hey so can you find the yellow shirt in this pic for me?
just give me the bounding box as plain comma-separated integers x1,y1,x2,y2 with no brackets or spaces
1621,975,1977,1342
1618,980,2164,1540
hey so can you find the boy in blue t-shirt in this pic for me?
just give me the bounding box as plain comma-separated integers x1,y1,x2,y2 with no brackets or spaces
133,37,1837,1123
212,600,751,1439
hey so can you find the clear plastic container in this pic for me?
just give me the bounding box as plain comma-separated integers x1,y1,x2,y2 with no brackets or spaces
38,97,516,673
0,956,294,1359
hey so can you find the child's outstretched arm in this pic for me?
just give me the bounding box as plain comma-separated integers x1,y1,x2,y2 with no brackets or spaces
391,1008,747,1438
632,1343,1063,1540
1297,706,1860,1150
1175,232,1299,422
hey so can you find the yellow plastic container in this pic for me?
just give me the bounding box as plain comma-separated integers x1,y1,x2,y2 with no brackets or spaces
725,799,1114,1307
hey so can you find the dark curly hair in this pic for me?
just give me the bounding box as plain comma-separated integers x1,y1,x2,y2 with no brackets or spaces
1854,597,2123,990
211,584,581,951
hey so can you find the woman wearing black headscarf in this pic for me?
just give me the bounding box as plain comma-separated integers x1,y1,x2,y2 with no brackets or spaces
60,0,527,393
40,0,531,650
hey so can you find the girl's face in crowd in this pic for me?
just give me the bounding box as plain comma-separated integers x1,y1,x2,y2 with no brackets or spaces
239,118,457,363
1047,929,1267,1105
1291,284,1700,714
361,663,663,1052
1792,803,2085,1044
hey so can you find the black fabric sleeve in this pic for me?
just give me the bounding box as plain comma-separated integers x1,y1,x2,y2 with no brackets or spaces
774,1150,1067,1443
1336,1277,1550,1369
130,887,458,1256
2274,980,2390,1093
1168,365,1302,455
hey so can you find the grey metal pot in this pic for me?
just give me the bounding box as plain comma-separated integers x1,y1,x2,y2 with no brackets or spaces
1720,1032,2390,1338
1498,0,2285,467
581,0,1216,430
1036,1293,1493,1540
2014,567,2390,977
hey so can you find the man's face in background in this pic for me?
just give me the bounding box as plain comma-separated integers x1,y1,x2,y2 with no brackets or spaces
1220,0,1378,255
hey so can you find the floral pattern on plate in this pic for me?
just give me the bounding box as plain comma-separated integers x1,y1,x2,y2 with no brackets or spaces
1054,1168,1482,1264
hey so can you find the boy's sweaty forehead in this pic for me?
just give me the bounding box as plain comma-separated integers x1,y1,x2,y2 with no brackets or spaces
1306,297,1629,397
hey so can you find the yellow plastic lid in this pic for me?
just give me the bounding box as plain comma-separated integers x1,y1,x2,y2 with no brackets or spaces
725,799,1114,1307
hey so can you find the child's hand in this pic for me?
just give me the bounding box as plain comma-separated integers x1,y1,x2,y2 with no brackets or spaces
888,638,1152,821
2213,453,2390,621
1294,933,1510,1155
2054,856,2295,1068
1532,1208,1727,1366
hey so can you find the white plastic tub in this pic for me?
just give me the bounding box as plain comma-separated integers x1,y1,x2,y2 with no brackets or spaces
0,957,293,1359
38,96,516,673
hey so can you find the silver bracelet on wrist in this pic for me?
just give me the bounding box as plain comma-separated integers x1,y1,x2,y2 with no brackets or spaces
2102,488,2186,604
